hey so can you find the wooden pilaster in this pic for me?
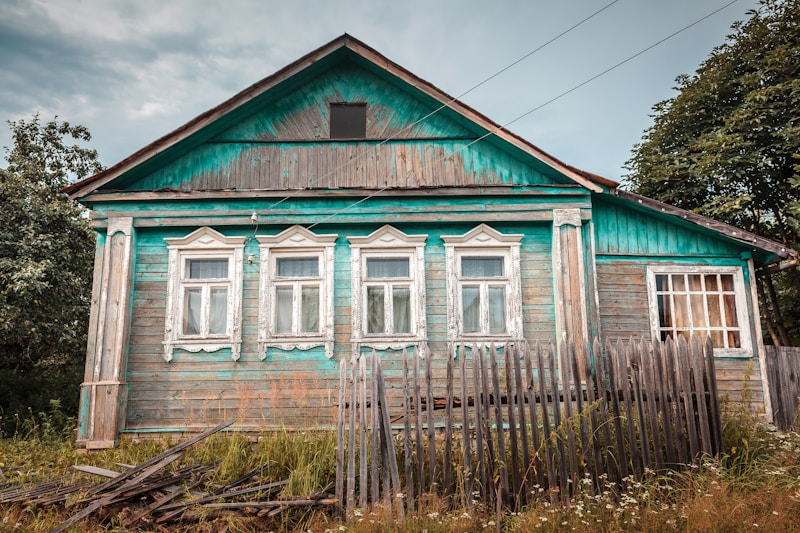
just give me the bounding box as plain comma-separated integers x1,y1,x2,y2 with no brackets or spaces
77,217,135,449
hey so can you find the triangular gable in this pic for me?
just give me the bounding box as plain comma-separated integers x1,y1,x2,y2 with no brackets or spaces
65,34,608,199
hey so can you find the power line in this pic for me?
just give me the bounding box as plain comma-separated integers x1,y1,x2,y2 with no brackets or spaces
305,0,741,230
260,0,621,213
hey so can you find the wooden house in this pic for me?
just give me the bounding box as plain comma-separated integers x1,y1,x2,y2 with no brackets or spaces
65,35,794,449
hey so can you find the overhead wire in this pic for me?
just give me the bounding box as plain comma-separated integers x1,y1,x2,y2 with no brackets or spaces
305,0,741,230
259,0,621,214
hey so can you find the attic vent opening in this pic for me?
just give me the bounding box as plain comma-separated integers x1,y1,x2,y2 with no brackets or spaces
330,103,367,139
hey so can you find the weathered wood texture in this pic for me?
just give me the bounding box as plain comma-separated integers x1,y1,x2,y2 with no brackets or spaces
125,223,556,434
337,338,723,514
765,346,800,430
593,198,746,257
595,260,764,411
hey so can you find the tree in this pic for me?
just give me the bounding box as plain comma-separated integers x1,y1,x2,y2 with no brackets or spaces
625,0,800,344
0,116,102,374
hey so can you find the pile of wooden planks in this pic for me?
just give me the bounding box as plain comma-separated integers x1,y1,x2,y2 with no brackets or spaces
0,421,337,531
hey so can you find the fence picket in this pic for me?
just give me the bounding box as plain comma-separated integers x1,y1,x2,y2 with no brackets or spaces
676,338,700,460
402,348,414,510
359,355,368,508
489,344,510,505
690,337,712,455
459,344,473,508
534,343,556,500
470,344,486,503
641,339,664,470
547,343,568,501
514,343,532,502
443,344,454,495
524,343,546,491
425,346,436,493
413,347,424,494
505,343,522,506
631,340,651,471
605,340,628,482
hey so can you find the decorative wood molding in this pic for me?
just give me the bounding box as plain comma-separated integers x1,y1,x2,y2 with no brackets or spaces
553,208,582,228
348,225,428,346
163,227,245,362
442,224,523,341
256,225,337,360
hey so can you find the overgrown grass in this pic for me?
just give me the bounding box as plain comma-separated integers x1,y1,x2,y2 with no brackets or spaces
3,403,800,532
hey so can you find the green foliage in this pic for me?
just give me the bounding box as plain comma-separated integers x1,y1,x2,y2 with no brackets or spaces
0,115,102,434
626,0,800,247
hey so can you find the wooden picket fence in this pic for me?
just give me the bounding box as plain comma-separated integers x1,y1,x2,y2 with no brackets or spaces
765,345,800,430
335,336,722,515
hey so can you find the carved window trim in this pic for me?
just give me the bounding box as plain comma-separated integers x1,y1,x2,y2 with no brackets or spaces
443,224,523,343
348,225,427,351
646,265,752,357
256,226,337,359
163,227,245,362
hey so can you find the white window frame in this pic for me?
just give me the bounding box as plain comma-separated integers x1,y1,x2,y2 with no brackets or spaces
257,226,337,359
348,225,427,350
646,265,752,357
443,224,523,342
163,227,245,362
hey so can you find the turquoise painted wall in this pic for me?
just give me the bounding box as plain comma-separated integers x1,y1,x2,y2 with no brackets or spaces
124,216,556,432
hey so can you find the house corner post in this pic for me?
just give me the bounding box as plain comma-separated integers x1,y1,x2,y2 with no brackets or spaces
77,217,135,449
552,209,590,375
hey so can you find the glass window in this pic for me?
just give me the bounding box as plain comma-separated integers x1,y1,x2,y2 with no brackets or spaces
458,255,507,336
180,258,232,338
364,256,412,336
272,255,322,336
653,271,744,350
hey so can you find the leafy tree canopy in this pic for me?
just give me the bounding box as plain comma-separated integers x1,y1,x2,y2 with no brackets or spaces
625,0,800,247
0,115,103,371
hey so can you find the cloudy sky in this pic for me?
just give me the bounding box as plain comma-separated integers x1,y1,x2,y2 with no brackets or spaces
0,0,760,183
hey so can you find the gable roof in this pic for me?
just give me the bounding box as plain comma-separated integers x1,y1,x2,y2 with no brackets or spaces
65,33,613,199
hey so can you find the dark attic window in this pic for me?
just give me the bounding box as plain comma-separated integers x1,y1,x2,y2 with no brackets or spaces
330,103,367,139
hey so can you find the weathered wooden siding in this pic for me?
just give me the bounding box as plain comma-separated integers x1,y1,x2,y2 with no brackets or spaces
595,260,764,411
594,198,745,257
125,221,556,433
122,141,560,192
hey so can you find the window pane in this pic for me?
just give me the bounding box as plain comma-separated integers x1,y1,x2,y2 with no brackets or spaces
462,257,503,277
188,258,228,279
672,275,686,292
393,287,411,334
723,294,739,327
710,330,724,347
655,274,667,292
721,274,735,292
728,330,741,349
277,257,319,277
489,287,506,334
690,293,706,327
707,295,722,327
462,286,480,334
301,286,320,333
209,288,228,334
704,274,718,292
657,294,672,328
275,286,293,333
183,288,202,335
366,258,409,278
688,274,702,291
673,293,689,328
367,287,385,334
